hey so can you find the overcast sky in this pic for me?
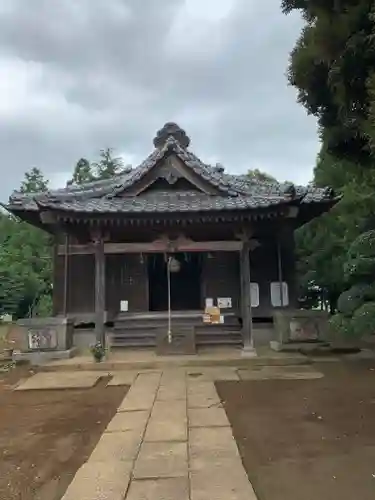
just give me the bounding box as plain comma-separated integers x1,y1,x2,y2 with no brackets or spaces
0,0,319,201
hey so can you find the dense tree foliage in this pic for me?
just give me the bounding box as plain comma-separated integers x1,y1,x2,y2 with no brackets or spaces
92,147,125,180
283,0,375,165
67,158,94,186
0,171,51,318
0,148,127,319
285,1,375,337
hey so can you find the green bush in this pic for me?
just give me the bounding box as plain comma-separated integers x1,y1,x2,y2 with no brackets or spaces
348,230,375,258
344,257,375,283
337,284,371,317
352,302,375,338
329,313,354,338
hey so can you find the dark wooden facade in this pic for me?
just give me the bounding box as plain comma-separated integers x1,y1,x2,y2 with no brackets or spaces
5,123,337,350
52,232,296,321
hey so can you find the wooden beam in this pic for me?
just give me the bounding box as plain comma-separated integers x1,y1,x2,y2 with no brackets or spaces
93,236,106,346
58,240,243,255
240,240,254,351
62,234,69,315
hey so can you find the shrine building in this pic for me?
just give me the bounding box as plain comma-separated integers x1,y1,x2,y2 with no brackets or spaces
5,123,337,353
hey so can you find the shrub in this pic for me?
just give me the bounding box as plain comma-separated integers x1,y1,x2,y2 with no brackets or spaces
337,284,371,317
352,302,375,338
329,313,354,338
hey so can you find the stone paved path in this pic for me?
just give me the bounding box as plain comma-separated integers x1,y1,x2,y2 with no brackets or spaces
62,368,258,500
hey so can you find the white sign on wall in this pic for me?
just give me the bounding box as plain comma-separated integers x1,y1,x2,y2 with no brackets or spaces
250,283,260,307
205,298,214,308
270,282,289,307
120,300,129,312
217,297,232,309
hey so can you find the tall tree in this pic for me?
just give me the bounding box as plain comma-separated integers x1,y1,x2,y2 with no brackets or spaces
284,1,375,337
19,167,49,193
66,158,94,186
283,1,375,164
92,148,124,179
0,169,52,318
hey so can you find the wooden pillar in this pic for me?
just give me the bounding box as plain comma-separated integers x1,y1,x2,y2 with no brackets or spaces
94,235,106,346
62,233,69,316
240,240,256,355
277,237,284,307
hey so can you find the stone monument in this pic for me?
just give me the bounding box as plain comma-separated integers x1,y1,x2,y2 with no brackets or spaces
270,309,330,352
13,316,77,364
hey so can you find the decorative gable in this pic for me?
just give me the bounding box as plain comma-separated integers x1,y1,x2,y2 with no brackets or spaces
118,153,220,197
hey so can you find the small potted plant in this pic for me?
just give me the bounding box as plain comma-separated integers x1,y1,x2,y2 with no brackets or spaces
90,341,105,362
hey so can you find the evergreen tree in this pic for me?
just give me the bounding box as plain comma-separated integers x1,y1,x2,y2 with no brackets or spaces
92,148,124,179
19,167,49,193
66,158,94,186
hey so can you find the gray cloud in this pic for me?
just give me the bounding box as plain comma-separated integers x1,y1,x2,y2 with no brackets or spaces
0,0,318,200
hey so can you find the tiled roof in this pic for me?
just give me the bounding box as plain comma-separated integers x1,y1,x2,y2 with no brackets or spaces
35,191,295,214
6,127,337,215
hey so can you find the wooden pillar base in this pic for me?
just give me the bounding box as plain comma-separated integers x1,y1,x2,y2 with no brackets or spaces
241,345,257,357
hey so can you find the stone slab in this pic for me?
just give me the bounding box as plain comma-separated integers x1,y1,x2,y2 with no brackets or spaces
144,401,187,442
107,371,138,386
151,400,187,416
89,431,142,462
157,378,186,401
126,477,189,500
187,381,221,408
188,407,229,428
190,467,257,500
61,460,132,500
15,371,102,390
186,367,239,381
118,392,156,412
133,441,188,479
238,365,324,381
117,373,160,411
105,410,149,434
189,427,240,460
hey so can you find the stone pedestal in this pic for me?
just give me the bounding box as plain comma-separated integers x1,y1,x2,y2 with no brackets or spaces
241,345,257,357
12,316,78,364
270,309,330,352
156,327,196,355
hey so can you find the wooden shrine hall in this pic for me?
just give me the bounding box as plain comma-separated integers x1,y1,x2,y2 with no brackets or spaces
5,123,337,353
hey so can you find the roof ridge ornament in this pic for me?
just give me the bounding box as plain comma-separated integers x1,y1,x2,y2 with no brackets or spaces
153,122,190,149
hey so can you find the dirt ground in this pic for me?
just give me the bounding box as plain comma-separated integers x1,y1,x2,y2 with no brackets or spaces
0,366,127,500
216,360,375,500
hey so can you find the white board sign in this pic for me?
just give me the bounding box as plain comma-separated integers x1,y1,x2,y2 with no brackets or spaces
205,298,213,308
217,297,232,309
120,300,129,312
270,282,289,307
250,283,260,307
